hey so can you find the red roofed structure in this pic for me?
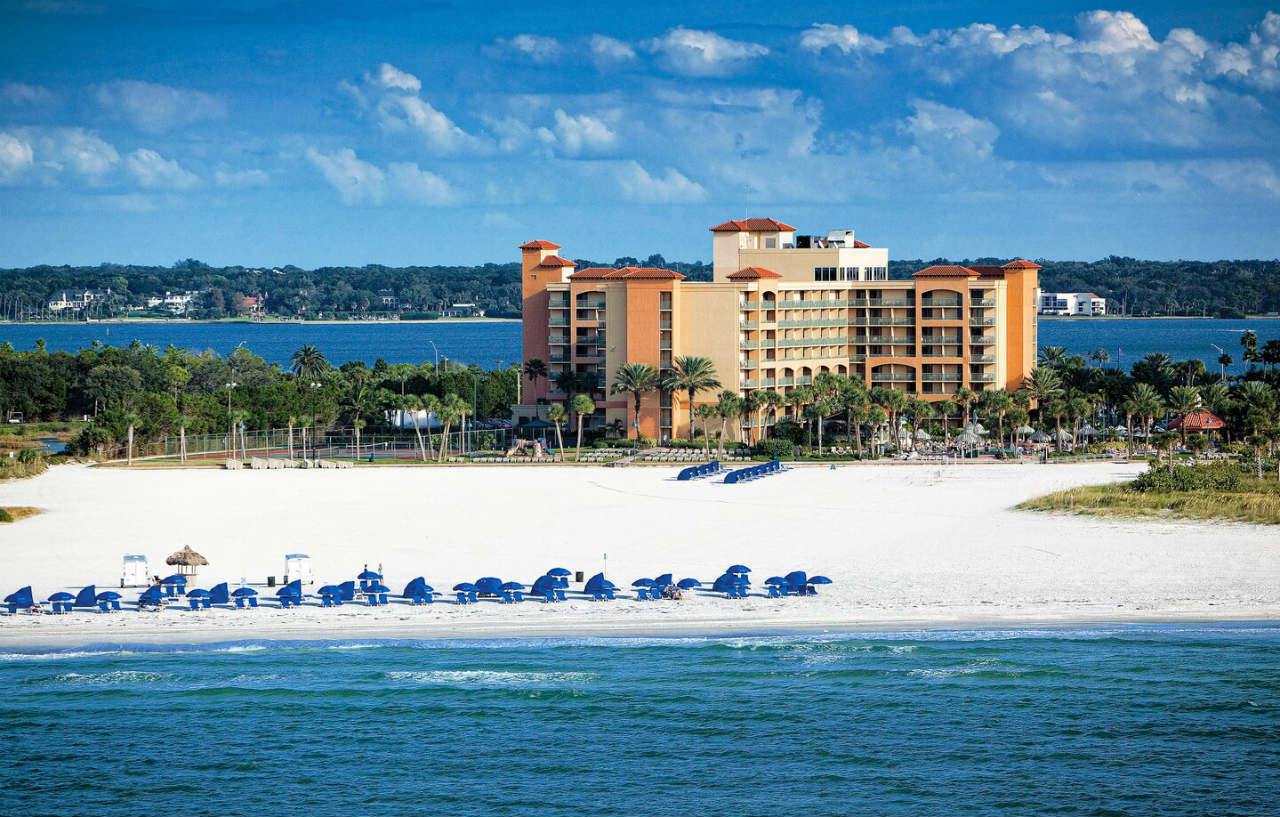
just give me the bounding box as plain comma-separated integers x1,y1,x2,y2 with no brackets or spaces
709,218,797,233
569,267,685,281
912,265,980,278
1168,410,1226,432
518,240,561,250
727,267,783,280
536,256,576,268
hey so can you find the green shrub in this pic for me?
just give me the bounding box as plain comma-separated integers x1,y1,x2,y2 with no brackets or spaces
1130,461,1248,492
0,508,11,522
753,438,793,460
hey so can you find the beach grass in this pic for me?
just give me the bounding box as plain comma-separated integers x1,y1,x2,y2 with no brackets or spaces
1018,482,1280,525
0,506,41,523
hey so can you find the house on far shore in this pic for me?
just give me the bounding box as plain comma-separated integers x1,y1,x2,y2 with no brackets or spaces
377,289,400,309
145,290,200,315
441,302,485,318
1038,290,1106,316
47,288,111,312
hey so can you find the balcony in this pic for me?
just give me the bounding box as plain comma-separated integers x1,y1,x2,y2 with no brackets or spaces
922,372,963,382
779,319,845,328
971,298,995,307
577,299,605,310
548,300,569,310
865,317,914,326
742,379,757,389
779,299,847,309
659,319,672,329
851,298,913,307
920,298,961,307
970,373,996,383
864,335,916,345
757,378,776,387
971,354,995,363
548,335,570,345
740,321,758,330
970,317,996,326
548,353,569,362
849,354,866,363
870,372,915,382
549,317,569,327
659,339,671,350
969,335,995,345
778,336,847,347
922,335,962,345
740,360,758,370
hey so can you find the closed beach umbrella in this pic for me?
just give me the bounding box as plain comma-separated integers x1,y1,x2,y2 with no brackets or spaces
676,578,702,589
209,582,230,604
74,585,97,608
726,564,751,575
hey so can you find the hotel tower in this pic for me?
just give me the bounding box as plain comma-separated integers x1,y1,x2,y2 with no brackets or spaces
519,218,1039,441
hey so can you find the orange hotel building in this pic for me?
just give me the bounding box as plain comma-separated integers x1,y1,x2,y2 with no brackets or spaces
518,218,1039,441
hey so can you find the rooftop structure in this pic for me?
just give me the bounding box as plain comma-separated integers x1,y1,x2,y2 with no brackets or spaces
1038,290,1106,316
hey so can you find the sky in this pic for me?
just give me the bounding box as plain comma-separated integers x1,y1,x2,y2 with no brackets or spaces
1,0,1279,267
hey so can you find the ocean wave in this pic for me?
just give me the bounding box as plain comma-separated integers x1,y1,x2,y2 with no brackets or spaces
381,669,598,689
46,670,170,685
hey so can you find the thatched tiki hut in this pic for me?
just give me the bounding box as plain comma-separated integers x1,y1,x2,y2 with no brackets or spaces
166,545,209,579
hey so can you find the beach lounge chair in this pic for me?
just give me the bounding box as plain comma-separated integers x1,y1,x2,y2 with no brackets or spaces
453,583,479,604
230,587,259,608
161,575,187,597
4,586,36,615
276,580,303,608
47,592,75,613
584,572,617,601
318,585,343,607
96,591,124,611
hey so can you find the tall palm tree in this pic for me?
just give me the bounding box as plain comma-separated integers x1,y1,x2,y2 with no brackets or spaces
694,403,718,458
870,387,906,453
665,355,721,440
935,399,957,444
570,394,595,460
291,345,328,380
177,414,192,463
761,390,784,441
1038,346,1069,368
865,404,888,455
523,358,548,397
1167,385,1202,446
609,362,660,440
352,418,366,461
401,394,428,461
1090,348,1111,368
953,386,976,426
715,390,741,457
982,391,1013,450
1023,367,1065,421
547,403,567,457
746,390,771,445
124,411,140,465
437,393,467,462
420,393,441,457
287,415,296,461
1129,382,1165,448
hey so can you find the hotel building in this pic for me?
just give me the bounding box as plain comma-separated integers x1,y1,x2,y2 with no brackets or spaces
519,218,1039,441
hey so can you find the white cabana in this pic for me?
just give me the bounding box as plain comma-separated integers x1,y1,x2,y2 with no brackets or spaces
1030,430,1052,443
1015,424,1035,438
121,554,149,587
1079,423,1099,437
284,553,313,585
914,429,932,441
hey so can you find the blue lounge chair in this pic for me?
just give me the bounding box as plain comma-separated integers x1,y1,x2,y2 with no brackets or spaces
138,585,164,610
318,585,343,607
96,591,123,611
231,587,259,608
584,572,617,601
632,578,655,600
185,589,210,610
500,581,526,603
276,580,303,608
4,586,36,614
161,575,187,597
453,582,479,604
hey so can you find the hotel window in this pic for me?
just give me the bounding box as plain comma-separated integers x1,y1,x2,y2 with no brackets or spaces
765,237,777,248
813,266,837,282
867,266,888,281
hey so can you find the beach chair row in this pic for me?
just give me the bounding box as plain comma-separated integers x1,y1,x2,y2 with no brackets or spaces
677,460,723,481
723,459,783,484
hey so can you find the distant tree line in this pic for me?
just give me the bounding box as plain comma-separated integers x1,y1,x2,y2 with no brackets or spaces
1,254,1276,321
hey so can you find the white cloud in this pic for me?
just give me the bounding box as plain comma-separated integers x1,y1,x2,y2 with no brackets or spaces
386,162,453,204
588,34,637,67
614,161,704,203
551,109,616,155
489,33,562,64
1074,10,1157,55
214,167,270,188
1,82,55,106
644,28,769,77
800,24,885,55
904,99,999,159
0,132,35,183
124,149,197,189
94,80,227,133
376,63,421,92
26,127,119,179
306,147,453,206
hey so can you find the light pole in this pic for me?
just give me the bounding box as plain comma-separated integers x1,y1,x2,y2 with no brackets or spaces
309,381,322,461
426,340,439,369
224,382,237,457
1211,344,1226,380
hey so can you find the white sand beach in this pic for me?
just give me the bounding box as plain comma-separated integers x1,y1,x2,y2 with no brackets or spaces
1,461,1277,647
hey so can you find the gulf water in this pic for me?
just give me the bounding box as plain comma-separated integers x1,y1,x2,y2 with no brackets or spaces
0,318,1277,369
2,624,1278,815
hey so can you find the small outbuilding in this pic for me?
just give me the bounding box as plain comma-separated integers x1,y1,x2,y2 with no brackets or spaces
166,546,208,579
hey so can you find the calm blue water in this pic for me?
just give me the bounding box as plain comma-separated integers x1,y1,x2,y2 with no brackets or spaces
0,318,1276,369
2,624,1278,815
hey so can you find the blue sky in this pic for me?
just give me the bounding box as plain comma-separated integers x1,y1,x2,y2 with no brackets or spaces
2,0,1279,266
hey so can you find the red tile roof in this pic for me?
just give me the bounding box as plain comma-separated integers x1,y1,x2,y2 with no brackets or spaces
727,266,782,280
519,240,561,250
1003,259,1041,269
709,218,797,233
569,267,685,281
1168,410,1226,431
967,265,1005,277
851,239,871,248
913,265,979,278
536,256,576,268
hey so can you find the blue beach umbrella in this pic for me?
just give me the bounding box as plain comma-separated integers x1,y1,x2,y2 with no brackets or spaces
452,582,479,592
500,581,526,591
138,585,165,605
676,578,702,589
402,577,427,597
209,582,230,604
764,576,787,586
185,589,210,599
318,584,343,597
337,581,356,601
231,587,258,598
653,573,674,588
357,569,382,580
631,578,654,587
809,576,833,585
48,591,74,602
4,586,35,608
547,567,572,577
726,564,751,575
474,577,503,595
368,583,390,594
96,591,123,601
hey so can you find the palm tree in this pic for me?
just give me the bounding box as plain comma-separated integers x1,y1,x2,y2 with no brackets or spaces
570,394,595,460
437,393,467,462
420,393,441,457
523,358,548,397
761,390,784,441
694,403,718,458
177,414,192,463
665,356,721,440
1090,348,1110,368
553,368,584,398
902,397,933,451
1129,382,1165,448
746,390,771,445
953,386,976,427
983,391,1013,451
228,409,250,460
870,387,906,453
1151,430,1180,476
609,362,660,440
1167,385,1202,445
865,404,888,456
352,418,366,462
547,403,567,457
1046,399,1068,451
1038,346,1069,368
124,411,140,465
401,394,429,461
1023,367,1065,421
935,399,957,444
287,415,296,461
291,345,328,380
715,390,741,457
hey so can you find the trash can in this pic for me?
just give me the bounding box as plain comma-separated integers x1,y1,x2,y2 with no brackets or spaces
266,575,276,587
575,571,583,583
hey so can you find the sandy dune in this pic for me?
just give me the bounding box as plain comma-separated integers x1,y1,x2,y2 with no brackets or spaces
1,461,1277,646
